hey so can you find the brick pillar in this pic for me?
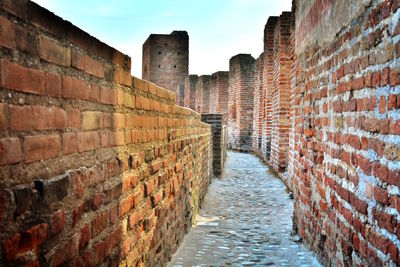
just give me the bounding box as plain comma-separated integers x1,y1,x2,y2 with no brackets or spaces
228,54,255,151
252,53,265,154
195,75,211,113
261,17,278,162
269,12,293,172
184,75,198,109
209,71,229,124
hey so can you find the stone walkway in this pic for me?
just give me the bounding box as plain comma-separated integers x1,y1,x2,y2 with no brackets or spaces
168,151,321,267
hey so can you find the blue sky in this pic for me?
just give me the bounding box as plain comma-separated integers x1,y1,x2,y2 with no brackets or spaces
32,0,292,77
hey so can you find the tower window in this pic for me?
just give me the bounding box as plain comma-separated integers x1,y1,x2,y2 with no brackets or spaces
164,43,167,47
158,51,161,54
177,52,180,55
174,65,176,68
158,65,161,68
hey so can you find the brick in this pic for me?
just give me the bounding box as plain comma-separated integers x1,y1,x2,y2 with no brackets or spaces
24,135,60,163
62,76,90,100
114,67,132,87
1,60,45,95
77,131,99,152
100,86,117,105
90,85,100,102
4,224,48,261
92,211,108,237
0,16,15,49
84,54,104,78
67,108,81,129
50,233,79,267
32,106,67,130
62,133,77,155
94,241,105,265
0,103,7,130
379,95,386,114
15,25,38,55
113,113,125,129
51,209,66,235
39,35,71,66
79,224,90,251
10,105,32,131
45,72,61,97
71,48,85,70
81,111,102,130
374,186,389,205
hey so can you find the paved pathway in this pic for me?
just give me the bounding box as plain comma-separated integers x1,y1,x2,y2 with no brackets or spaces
168,151,321,267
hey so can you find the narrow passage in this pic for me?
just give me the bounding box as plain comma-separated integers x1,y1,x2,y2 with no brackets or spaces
168,151,320,266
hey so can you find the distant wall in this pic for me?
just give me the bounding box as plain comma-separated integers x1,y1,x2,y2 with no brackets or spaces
0,2,212,266
209,71,229,124
142,31,189,105
252,53,265,154
195,75,211,113
201,114,228,176
228,54,255,151
184,74,198,110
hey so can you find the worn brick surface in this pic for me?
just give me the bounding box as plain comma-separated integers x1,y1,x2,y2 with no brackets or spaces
142,31,188,105
209,71,229,124
228,54,255,151
0,3,212,266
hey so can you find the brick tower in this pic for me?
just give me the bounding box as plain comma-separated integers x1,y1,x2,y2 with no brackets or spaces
142,31,189,104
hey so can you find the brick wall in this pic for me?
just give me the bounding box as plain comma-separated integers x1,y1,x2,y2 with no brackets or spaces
195,75,211,113
287,0,400,265
269,12,293,173
0,2,212,266
201,114,228,176
209,71,229,124
183,74,198,110
228,54,255,151
252,53,265,154
261,17,279,162
142,31,188,105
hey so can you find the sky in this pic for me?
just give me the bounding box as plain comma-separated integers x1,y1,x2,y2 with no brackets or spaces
32,0,292,78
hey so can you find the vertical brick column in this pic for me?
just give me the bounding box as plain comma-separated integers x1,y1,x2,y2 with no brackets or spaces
252,53,265,154
228,54,255,151
184,74,198,109
269,12,293,173
201,114,227,175
195,75,211,113
209,71,229,124
261,17,278,162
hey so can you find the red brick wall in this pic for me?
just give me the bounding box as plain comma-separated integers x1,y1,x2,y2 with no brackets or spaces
228,54,255,151
252,53,265,153
209,71,229,124
0,2,212,266
269,12,293,173
195,75,211,113
184,74,198,110
142,31,188,105
288,0,400,265
261,17,278,162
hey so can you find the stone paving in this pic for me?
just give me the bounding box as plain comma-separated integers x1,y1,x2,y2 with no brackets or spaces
167,151,321,267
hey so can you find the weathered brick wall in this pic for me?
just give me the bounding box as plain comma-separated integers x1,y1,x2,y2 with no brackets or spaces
261,17,278,162
0,2,212,266
201,114,228,176
209,71,229,124
252,53,265,154
142,31,188,105
195,75,211,113
183,74,198,110
288,0,400,265
228,54,255,151
269,12,293,173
